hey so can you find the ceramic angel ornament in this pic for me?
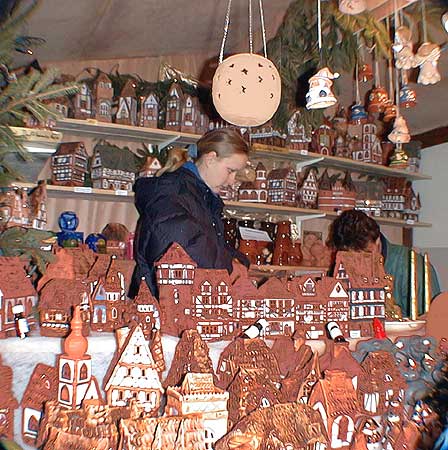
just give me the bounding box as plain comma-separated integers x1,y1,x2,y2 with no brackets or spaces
413,42,441,85
393,26,415,70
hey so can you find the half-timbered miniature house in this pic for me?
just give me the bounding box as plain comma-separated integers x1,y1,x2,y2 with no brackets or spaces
90,141,138,191
312,122,336,155
297,168,319,208
57,307,101,409
334,135,351,159
103,325,164,414
166,373,229,449
165,82,184,131
73,81,93,120
92,72,113,122
267,167,297,206
309,370,361,450
382,177,406,219
238,162,268,203
115,79,138,126
139,91,159,128
0,257,37,338
403,182,421,222
0,187,31,229
51,142,89,187
21,363,58,445
181,94,200,133
352,122,383,164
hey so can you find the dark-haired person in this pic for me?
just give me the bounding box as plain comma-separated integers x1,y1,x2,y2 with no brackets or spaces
129,128,250,298
328,209,441,317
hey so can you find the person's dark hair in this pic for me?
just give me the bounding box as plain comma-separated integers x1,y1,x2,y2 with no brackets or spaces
328,209,380,251
197,128,250,160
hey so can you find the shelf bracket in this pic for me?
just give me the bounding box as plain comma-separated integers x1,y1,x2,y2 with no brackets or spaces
296,157,324,172
158,135,180,150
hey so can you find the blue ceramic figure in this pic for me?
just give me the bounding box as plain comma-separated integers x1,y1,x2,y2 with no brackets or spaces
57,211,83,247
85,233,107,253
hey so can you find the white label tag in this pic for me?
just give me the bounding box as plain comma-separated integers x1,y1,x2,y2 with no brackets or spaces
239,227,272,242
74,186,92,193
406,219,415,225
300,149,308,155
115,189,128,196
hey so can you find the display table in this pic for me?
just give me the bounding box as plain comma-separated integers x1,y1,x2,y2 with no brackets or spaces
1,320,426,449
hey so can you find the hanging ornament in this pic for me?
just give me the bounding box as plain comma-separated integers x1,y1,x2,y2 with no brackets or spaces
393,26,415,70
358,63,373,82
388,115,411,144
367,57,388,113
212,0,281,126
384,17,398,123
389,143,409,169
338,0,366,15
383,101,398,122
306,0,339,110
399,85,417,108
350,60,367,124
413,0,441,85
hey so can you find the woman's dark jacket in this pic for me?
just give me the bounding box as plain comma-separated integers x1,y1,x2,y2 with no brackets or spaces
129,164,248,298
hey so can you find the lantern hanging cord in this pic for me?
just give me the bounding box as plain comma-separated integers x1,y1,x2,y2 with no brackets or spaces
355,34,360,104
393,0,400,28
395,66,401,117
219,0,233,64
386,16,394,98
317,0,322,57
249,0,253,54
421,0,428,43
259,0,267,58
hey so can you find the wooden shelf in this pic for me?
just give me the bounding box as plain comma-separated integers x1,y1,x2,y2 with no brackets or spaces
252,144,431,181
250,264,328,273
55,118,199,146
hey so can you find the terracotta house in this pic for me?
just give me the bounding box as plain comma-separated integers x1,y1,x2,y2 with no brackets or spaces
166,372,229,448
238,161,268,203
51,142,89,187
0,257,37,338
352,122,383,164
21,363,58,445
382,177,406,219
139,91,159,128
249,123,286,147
57,307,101,409
0,187,31,229
165,82,184,131
181,94,200,133
28,181,47,230
309,370,361,450
334,135,351,159
73,81,94,120
403,182,421,222
312,122,336,155
267,167,297,206
115,79,138,126
318,170,357,212
103,325,164,414
92,72,113,122
287,110,312,151
0,355,18,439
297,168,319,209
90,141,138,191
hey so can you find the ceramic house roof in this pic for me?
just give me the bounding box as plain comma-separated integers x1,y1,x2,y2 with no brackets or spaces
156,242,198,267
93,142,140,172
39,278,89,311
168,82,185,101
239,180,256,190
0,258,36,298
140,156,162,172
85,253,111,282
318,169,333,190
320,342,363,379
257,277,293,299
179,373,223,394
21,363,58,410
120,79,136,97
268,167,296,180
255,161,267,171
54,142,88,157
103,325,163,393
232,276,260,298
134,280,159,306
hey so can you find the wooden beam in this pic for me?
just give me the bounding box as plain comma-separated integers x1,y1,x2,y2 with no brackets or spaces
367,0,418,20
412,126,448,149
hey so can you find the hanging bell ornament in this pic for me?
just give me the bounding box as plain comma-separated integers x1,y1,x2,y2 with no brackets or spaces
306,67,340,110
367,86,389,113
388,115,411,144
399,84,417,108
358,63,374,82
383,101,398,122
413,42,441,85
338,0,367,15
349,104,368,124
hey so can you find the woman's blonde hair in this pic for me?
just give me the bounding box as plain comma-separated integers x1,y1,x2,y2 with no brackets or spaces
156,128,250,176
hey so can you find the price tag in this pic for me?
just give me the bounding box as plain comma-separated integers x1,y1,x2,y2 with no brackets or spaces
115,189,129,196
300,149,309,155
405,219,415,225
74,186,92,194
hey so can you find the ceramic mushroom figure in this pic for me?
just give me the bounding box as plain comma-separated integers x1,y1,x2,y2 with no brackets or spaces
338,0,366,15
413,42,441,85
393,26,415,70
306,67,340,109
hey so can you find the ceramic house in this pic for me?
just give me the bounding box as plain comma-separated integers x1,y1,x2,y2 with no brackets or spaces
309,370,361,450
90,141,138,191
51,142,89,187
139,91,159,128
296,351,322,403
382,177,406,219
297,168,319,208
287,110,312,151
249,122,286,147
164,329,216,388
165,82,184,131
0,187,31,229
196,110,210,135
238,161,268,203
119,413,207,450
138,155,162,178
267,167,297,206
115,79,138,126
181,94,200,133
21,363,58,445
57,307,101,409
103,325,164,414
0,257,37,338
0,355,18,439
74,81,94,120
351,122,383,164
166,373,229,449
28,181,47,230
354,181,383,217
334,135,351,159
312,122,336,155
318,170,357,212
403,182,421,222
92,71,113,122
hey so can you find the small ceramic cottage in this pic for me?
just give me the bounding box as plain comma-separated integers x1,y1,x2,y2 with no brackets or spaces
51,142,89,187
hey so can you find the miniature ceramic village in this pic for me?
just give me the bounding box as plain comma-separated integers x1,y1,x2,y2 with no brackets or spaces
0,228,446,450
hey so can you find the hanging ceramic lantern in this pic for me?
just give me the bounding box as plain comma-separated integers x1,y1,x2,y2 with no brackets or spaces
349,104,368,124
413,42,441,85
383,101,398,122
388,115,411,144
399,84,417,108
367,86,389,113
338,0,367,15
212,53,281,127
306,67,340,110
358,63,374,82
